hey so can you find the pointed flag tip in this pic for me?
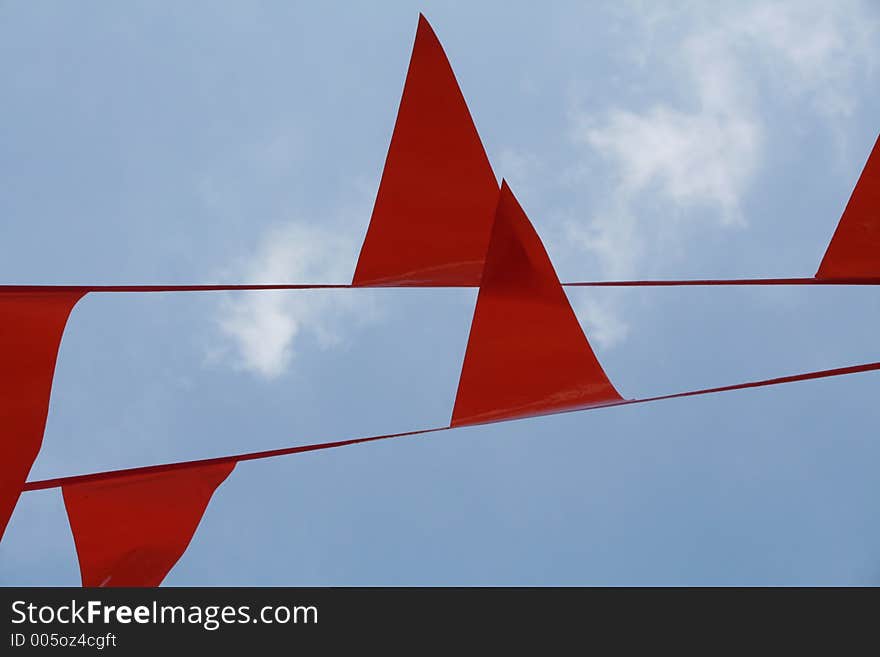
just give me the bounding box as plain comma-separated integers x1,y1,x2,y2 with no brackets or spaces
352,11,498,287
416,13,434,36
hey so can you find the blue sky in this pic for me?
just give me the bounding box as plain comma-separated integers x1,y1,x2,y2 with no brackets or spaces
2,1,880,585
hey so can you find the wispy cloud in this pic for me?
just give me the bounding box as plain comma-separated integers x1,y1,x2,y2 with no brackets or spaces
563,0,879,344
213,221,377,379
735,1,880,118
574,1,879,271
576,293,631,350
578,109,760,226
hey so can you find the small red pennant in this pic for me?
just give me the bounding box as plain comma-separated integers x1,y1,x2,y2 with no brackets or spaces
63,463,234,587
451,182,623,426
352,14,499,286
1,290,84,539
816,135,880,279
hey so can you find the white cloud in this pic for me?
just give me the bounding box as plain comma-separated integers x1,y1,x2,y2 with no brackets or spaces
581,107,760,221
214,221,376,379
564,202,643,281
573,0,879,272
736,2,879,118
575,294,630,350
562,0,878,345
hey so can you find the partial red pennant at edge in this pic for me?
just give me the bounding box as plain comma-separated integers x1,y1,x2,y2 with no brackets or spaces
816,134,880,279
451,182,624,427
1,290,85,540
63,462,235,587
352,14,499,287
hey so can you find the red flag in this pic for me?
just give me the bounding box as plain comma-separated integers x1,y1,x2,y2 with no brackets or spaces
63,463,234,587
451,182,623,426
816,135,880,279
352,15,499,287
1,290,84,539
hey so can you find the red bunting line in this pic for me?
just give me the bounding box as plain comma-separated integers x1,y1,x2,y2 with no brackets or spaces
22,427,448,491
21,360,880,492
618,361,880,408
2,277,880,294
562,277,880,287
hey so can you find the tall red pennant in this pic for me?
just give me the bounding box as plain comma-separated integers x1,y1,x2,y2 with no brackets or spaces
352,14,499,287
451,182,623,426
62,462,234,587
816,135,880,279
1,290,84,539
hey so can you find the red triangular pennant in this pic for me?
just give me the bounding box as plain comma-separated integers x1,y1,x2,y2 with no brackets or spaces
451,182,623,426
63,463,234,587
1,290,84,539
816,135,880,279
352,14,499,286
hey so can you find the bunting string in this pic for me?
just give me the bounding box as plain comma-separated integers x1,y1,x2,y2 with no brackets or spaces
1,12,877,586
21,359,880,493
3,276,880,295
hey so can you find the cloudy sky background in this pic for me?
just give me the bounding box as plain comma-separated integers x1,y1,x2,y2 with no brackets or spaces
2,0,880,584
